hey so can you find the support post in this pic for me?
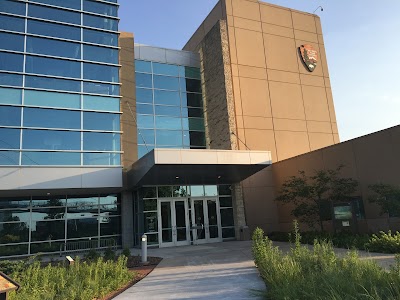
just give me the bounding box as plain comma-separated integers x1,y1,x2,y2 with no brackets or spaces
141,234,148,264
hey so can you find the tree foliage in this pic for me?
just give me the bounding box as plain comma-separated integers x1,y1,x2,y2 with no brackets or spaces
369,183,400,217
276,165,359,231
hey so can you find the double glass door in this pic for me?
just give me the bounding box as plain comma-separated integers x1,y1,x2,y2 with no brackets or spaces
191,198,222,244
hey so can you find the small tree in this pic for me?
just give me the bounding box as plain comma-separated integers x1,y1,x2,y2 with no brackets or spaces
369,183,400,217
276,166,358,231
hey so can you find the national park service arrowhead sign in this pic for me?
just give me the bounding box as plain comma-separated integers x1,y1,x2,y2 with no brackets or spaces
299,44,318,72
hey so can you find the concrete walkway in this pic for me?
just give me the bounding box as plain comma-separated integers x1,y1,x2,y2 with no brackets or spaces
114,241,265,300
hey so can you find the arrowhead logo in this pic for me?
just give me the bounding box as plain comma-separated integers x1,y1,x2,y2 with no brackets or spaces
299,44,318,72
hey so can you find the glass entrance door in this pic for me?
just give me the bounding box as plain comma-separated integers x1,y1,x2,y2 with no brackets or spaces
191,198,222,244
158,199,190,247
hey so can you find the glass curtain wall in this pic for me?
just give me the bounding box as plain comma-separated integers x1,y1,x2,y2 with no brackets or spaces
0,194,121,257
135,60,206,158
0,0,121,166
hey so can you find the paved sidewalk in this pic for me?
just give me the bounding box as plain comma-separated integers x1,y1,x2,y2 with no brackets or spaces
114,241,265,300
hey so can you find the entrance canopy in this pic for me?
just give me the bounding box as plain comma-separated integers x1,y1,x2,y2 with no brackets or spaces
127,149,272,188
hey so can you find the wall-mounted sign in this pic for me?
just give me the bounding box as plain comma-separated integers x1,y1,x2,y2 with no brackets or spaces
299,44,318,72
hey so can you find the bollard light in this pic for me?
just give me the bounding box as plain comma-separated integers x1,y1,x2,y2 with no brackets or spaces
141,234,148,264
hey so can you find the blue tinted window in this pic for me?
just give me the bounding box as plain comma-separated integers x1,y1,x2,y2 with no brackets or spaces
83,153,120,166
156,130,182,146
136,104,153,115
83,63,119,83
154,90,180,106
0,151,19,165
22,151,80,165
0,87,22,105
138,145,154,159
0,0,25,15
0,52,23,72
0,128,20,149
137,115,154,129
83,14,118,31
24,108,81,129
135,73,152,88
153,76,179,90
28,4,81,25
0,15,24,32
182,79,202,93
26,56,81,78
184,67,201,79
136,88,153,104
0,106,21,126
83,45,118,64
25,76,81,92
27,37,81,59
83,132,120,151
0,32,24,52
31,0,81,10
83,1,117,17
182,93,202,107
23,129,81,150
83,112,120,131
155,116,181,130
184,118,205,131
83,82,119,96
135,60,151,73
153,63,180,77
28,20,81,41
83,95,120,112
138,129,155,145
0,73,23,87
83,29,118,46
24,90,81,109
155,105,181,117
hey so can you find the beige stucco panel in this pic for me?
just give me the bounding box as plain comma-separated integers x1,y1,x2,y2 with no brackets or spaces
308,132,334,151
239,77,271,117
275,130,310,161
231,0,261,21
262,23,294,39
267,69,300,84
292,11,317,33
294,30,318,44
235,28,266,67
260,3,292,28
269,81,305,120
264,34,298,73
232,76,243,115
302,85,331,122
244,129,277,159
243,116,273,130
325,87,338,123
273,118,307,132
238,65,267,80
227,26,238,64
307,121,333,133
300,74,325,87
234,16,262,32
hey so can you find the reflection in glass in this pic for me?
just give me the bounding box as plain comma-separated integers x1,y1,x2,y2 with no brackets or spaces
173,186,187,197
0,15,25,33
25,90,81,109
27,37,81,59
83,112,120,131
143,199,157,211
30,0,81,10
135,73,152,88
26,56,81,78
83,14,118,31
0,106,21,127
23,129,80,150
22,151,81,166
0,244,28,256
135,60,151,73
0,52,23,72
83,63,119,83
83,0,117,17
193,200,205,239
83,95,120,112
144,212,157,233
156,130,182,146
222,227,235,238
0,87,22,105
0,128,20,149
28,4,81,25
24,108,81,129
25,76,81,92
219,197,233,208
0,151,19,165
0,32,24,52
0,222,29,244
67,218,98,238
158,186,172,198
83,81,120,96
0,1,25,15
83,153,120,166
221,208,234,227
153,63,180,76
136,88,153,104
141,187,156,199
83,45,118,64
83,29,118,47
218,185,232,196
190,186,204,197
28,20,81,41
31,220,65,242
100,217,120,236
83,132,120,151
153,76,179,91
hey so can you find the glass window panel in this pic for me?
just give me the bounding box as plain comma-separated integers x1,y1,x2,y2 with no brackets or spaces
100,216,120,236
83,63,119,83
0,128,20,149
153,75,179,90
181,79,202,93
140,187,156,199
31,207,65,221
0,32,24,52
0,52,23,72
83,112,120,131
188,131,205,147
22,151,81,165
0,87,22,106
83,28,118,46
67,196,98,207
143,199,157,211
31,0,81,10
26,76,81,92
28,4,81,24
31,197,66,207
155,116,181,130
0,151,19,165
153,63,180,76
182,93,202,107
218,185,232,196
0,209,30,223
154,105,181,117
143,212,157,233
0,73,23,87
187,107,203,118
99,204,119,215
0,198,30,210
183,118,205,131
222,227,235,239
83,152,120,166
23,129,80,150
138,145,154,159
184,67,201,80
221,208,234,227
98,195,118,206
26,56,81,78
137,115,154,129
136,88,153,104
83,81,119,96
0,15,25,33
0,106,21,126
156,130,182,146
83,45,118,64
25,90,81,109
138,129,155,145
28,20,81,41
31,221,65,242
219,196,233,207
136,73,152,88
67,218,98,238
83,14,118,31
135,60,151,73
27,37,81,59
173,186,187,197
204,185,218,196
83,0,117,17
83,95,120,112
24,107,80,129
0,244,28,256
158,186,172,198
136,104,153,115
190,186,204,197
0,222,29,243
83,132,120,151
0,0,25,15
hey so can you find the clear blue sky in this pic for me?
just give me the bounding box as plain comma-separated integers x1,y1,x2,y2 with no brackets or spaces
119,0,400,142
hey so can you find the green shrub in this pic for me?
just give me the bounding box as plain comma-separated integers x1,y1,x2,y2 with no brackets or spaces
0,260,28,275
121,247,131,258
366,230,400,253
253,223,400,300
84,249,100,261
103,247,116,261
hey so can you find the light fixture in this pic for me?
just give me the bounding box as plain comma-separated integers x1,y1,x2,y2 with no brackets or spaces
175,176,180,179
218,175,222,179
313,6,323,14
